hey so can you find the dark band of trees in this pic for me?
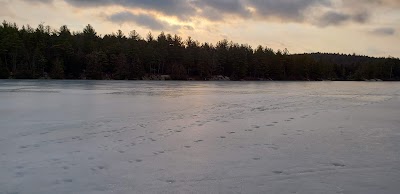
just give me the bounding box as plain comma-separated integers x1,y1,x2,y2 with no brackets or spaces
0,21,399,81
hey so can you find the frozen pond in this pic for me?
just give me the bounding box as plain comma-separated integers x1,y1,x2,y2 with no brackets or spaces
1,80,400,194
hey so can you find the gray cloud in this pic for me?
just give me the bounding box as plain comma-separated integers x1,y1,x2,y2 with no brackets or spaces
182,25,194,31
24,0,332,22
192,0,331,22
106,11,193,31
371,27,396,36
344,0,400,8
195,0,247,14
247,0,331,21
318,11,350,26
65,0,195,19
193,0,250,20
352,12,370,23
317,11,371,27
19,0,399,27
108,12,169,30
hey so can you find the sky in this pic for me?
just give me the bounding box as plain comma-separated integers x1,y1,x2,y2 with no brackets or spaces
1,0,399,58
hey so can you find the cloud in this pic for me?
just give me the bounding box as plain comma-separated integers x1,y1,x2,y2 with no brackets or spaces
371,27,396,36
193,0,250,20
107,11,169,30
317,11,370,27
22,0,333,23
343,0,400,8
182,25,194,31
17,0,400,28
194,0,247,14
106,11,193,31
318,11,350,26
65,0,195,19
192,0,332,22
352,12,369,23
247,0,331,21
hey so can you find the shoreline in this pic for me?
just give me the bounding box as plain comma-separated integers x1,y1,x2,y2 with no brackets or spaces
0,78,396,82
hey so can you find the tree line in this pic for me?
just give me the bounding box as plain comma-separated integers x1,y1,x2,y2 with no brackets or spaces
0,21,399,81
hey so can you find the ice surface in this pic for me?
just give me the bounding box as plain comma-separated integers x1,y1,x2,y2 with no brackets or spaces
0,80,400,194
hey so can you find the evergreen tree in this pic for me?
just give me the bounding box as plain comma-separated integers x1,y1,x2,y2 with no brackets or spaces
0,20,399,81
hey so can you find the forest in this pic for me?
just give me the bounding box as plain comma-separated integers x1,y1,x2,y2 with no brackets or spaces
0,21,399,81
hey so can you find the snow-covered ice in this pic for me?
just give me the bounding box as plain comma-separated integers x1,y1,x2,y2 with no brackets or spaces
0,80,400,194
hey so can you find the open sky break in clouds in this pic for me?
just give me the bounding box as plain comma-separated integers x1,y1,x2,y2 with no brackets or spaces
2,0,400,57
